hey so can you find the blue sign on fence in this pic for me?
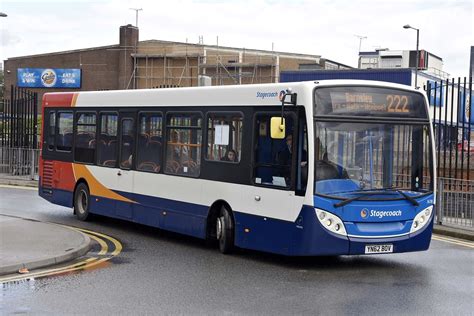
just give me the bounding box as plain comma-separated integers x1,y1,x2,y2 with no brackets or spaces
427,80,444,107
458,88,473,126
17,68,81,88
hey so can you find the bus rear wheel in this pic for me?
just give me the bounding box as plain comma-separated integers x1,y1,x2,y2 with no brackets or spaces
74,183,91,221
216,206,234,254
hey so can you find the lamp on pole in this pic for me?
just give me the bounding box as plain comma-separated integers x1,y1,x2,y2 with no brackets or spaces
403,24,419,88
0,12,7,17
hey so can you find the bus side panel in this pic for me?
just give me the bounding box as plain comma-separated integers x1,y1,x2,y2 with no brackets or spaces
289,205,349,256
39,160,75,208
115,190,209,239
234,211,292,255
234,205,349,256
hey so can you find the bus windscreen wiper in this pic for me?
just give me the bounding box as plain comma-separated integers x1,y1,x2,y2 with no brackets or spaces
395,190,419,206
333,189,419,208
333,191,391,208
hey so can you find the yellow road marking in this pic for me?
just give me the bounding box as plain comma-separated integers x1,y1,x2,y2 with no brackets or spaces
0,184,37,191
432,235,474,249
0,258,98,283
86,233,109,255
75,227,122,256
0,226,123,283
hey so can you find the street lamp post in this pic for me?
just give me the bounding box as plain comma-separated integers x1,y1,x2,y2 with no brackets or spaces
403,24,420,88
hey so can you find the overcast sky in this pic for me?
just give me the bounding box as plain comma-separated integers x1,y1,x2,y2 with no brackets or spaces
0,0,472,77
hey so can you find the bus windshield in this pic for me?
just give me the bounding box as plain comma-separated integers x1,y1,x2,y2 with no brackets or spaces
314,121,433,199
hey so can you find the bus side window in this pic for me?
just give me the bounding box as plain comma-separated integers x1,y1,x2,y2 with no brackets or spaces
136,112,163,173
253,114,294,188
97,113,118,167
206,112,243,163
165,113,202,177
119,119,135,169
56,112,73,152
74,112,97,164
47,111,56,151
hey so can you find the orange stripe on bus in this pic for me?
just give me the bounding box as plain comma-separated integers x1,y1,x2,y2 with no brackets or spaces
72,164,135,203
71,93,79,106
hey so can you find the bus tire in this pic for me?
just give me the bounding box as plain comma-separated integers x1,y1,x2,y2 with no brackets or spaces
74,183,92,221
217,205,234,254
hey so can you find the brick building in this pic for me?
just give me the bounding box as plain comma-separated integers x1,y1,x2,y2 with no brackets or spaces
3,25,350,107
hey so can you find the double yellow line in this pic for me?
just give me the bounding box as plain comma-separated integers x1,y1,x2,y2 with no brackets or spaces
0,226,122,283
432,234,474,249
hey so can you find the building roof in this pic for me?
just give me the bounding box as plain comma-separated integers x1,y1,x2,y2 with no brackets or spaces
5,38,322,62
138,39,321,59
5,44,121,61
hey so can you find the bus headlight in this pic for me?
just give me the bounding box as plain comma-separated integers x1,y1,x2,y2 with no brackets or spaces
315,209,347,236
410,205,433,234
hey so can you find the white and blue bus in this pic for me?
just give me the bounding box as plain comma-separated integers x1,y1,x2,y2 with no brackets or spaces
39,80,436,255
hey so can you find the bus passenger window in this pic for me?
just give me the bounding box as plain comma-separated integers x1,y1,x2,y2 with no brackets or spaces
165,113,202,177
47,111,55,151
206,113,243,163
120,119,134,169
253,114,294,188
97,113,118,167
74,112,96,164
56,112,73,152
136,112,162,173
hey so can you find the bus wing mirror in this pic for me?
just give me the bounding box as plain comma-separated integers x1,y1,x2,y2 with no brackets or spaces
270,117,285,139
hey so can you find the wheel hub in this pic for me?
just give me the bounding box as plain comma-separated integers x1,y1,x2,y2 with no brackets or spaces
216,216,223,239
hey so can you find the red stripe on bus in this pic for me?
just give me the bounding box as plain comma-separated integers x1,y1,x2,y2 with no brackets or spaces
43,93,77,108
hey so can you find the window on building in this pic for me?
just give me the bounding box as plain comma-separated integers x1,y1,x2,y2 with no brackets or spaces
74,112,97,163
165,113,202,177
97,113,118,167
56,112,73,152
136,112,163,173
206,113,243,163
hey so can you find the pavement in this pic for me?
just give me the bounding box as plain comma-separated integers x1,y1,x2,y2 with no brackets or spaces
0,178,472,277
0,214,91,276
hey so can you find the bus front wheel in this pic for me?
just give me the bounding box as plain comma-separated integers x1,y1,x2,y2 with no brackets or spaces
74,183,92,221
216,206,234,254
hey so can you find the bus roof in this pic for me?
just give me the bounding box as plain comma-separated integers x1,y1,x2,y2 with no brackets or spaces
42,80,421,108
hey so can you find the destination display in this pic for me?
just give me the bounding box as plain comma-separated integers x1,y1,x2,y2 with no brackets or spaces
314,87,428,118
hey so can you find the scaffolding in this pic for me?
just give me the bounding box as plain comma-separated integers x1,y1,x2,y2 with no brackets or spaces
128,42,318,89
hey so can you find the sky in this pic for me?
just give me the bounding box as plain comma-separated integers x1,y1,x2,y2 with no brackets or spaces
0,0,472,77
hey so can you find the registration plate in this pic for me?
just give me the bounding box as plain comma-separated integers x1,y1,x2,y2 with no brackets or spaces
365,244,393,254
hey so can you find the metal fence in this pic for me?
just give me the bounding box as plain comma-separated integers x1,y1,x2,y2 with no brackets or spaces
1,85,38,149
426,78,473,181
436,177,473,229
0,146,40,180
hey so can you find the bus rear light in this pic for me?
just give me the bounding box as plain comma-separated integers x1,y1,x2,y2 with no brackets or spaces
315,209,347,237
410,206,433,234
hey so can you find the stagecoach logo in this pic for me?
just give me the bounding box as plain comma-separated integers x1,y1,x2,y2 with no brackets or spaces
256,91,278,99
361,208,403,219
41,69,57,87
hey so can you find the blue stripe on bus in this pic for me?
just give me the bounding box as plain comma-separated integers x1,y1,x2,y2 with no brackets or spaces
39,186,433,256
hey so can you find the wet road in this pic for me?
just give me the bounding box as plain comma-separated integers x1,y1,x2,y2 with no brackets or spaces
1,186,473,315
